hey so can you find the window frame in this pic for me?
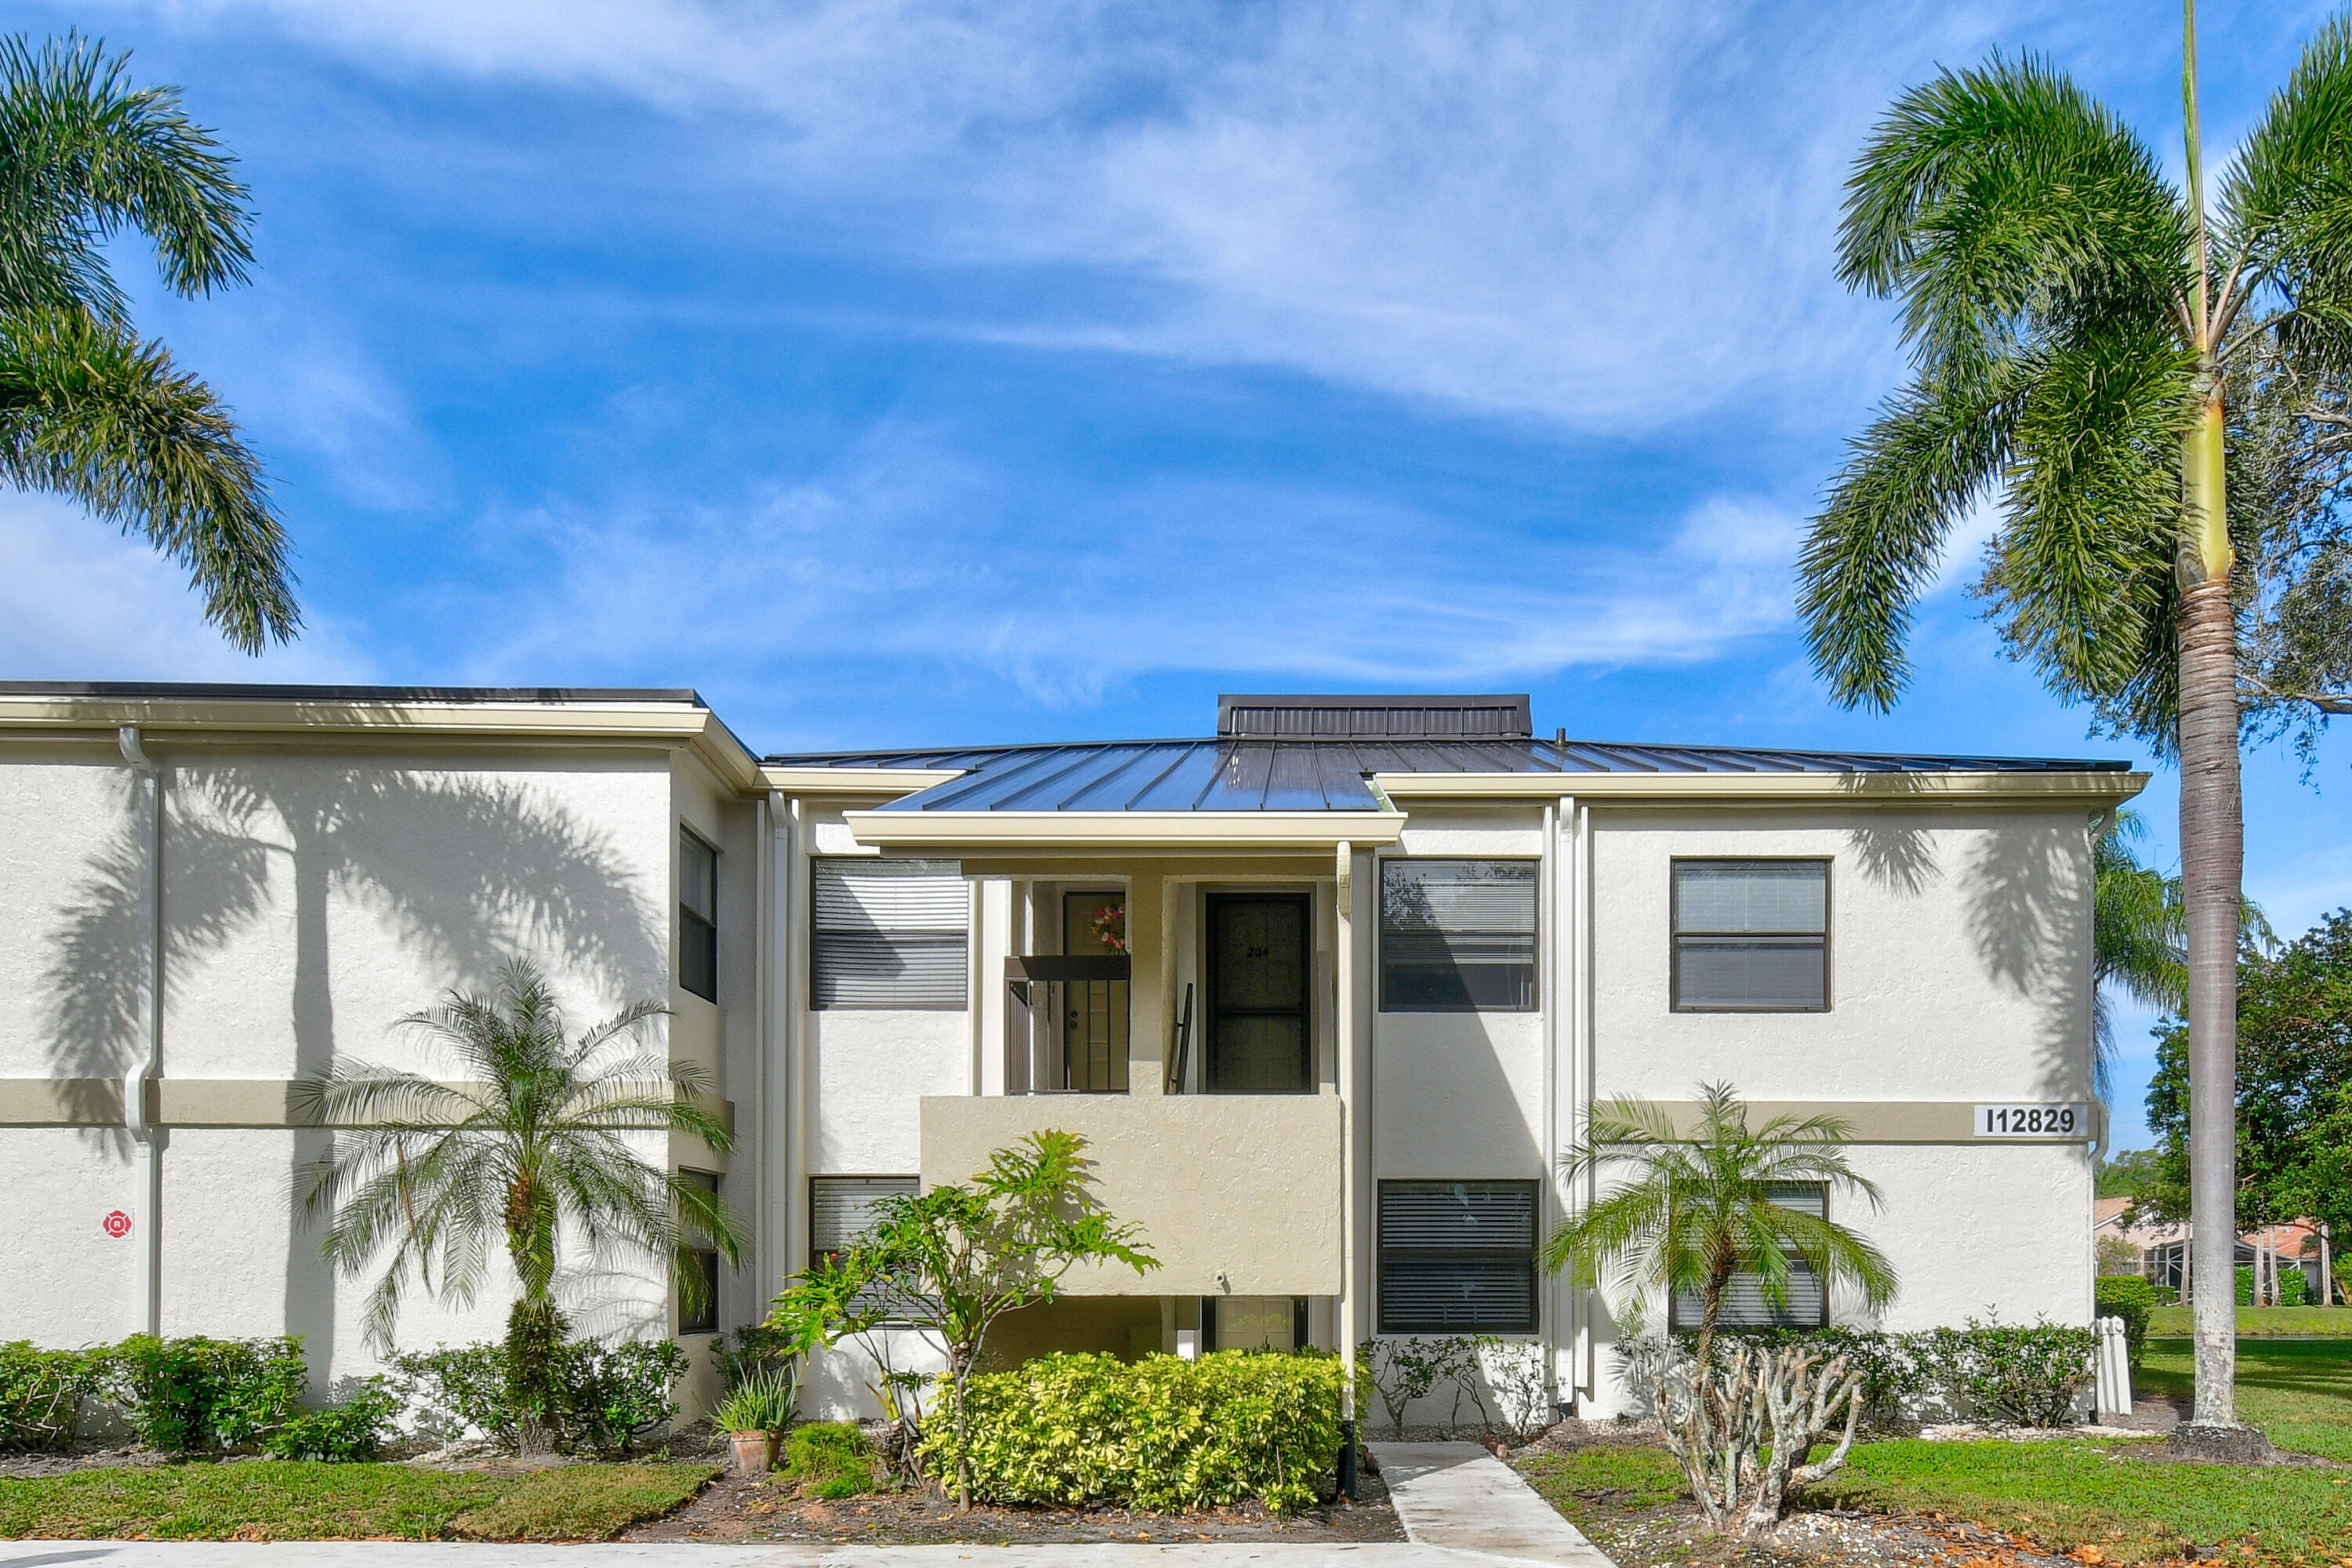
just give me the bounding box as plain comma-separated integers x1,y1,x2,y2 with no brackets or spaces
1666,1181,1832,1331
1376,855,1541,1014
677,826,720,1004
677,1169,721,1335
1375,1178,1541,1336
1668,856,1832,1014
809,858,970,1012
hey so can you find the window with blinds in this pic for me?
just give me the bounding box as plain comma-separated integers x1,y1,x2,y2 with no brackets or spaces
811,858,967,1010
811,1175,917,1269
1379,859,1537,1011
679,829,719,1003
1669,1184,1830,1330
1671,859,1829,1011
1377,1180,1539,1334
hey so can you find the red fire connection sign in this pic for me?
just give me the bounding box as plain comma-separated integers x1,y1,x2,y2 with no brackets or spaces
102,1210,132,1238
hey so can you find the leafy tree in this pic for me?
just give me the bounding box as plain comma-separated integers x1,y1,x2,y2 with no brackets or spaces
2096,1146,2163,1200
2144,909,2352,1271
296,958,743,1452
768,1129,1158,1507
1798,6,2352,1429
0,34,295,649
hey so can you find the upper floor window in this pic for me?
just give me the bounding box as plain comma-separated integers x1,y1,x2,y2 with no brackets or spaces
811,858,967,1010
1379,858,1537,1011
1668,1183,1829,1330
679,829,719,1003
1671,858,1828,1011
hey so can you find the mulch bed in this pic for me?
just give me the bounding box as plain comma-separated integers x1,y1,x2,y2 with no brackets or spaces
623,1467,1406,1545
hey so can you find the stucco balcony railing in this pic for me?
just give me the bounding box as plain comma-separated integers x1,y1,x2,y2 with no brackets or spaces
917,1092,1342,1298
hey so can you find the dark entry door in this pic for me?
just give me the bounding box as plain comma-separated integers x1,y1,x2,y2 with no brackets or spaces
1205,894,1312,1092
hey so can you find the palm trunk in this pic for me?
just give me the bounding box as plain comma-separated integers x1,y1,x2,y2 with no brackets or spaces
2177,387,2242,1432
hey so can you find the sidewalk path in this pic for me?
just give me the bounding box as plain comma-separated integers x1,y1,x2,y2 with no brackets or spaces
1364,1444,1615,1568
0,1546,1559,1567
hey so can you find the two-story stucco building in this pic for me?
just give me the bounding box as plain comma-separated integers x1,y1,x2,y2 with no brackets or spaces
0,684,2142,1421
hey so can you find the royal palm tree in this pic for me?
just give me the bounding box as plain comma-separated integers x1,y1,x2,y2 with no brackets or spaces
1799,5,2352,1437
297,959,744,1448
0,33,295,650
1542,1083,1898,1384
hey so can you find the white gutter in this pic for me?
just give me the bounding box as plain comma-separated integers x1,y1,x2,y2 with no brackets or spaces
117,725,164,1337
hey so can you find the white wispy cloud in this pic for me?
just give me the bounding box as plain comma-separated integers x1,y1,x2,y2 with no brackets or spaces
85,0,2035,427
0,494,373,681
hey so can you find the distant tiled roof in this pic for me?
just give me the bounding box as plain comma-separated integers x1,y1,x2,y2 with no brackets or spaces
763,736,2135,814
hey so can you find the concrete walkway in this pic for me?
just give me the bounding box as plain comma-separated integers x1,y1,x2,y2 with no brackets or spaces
1364,1443,1615,1568
0,1547,1574,1567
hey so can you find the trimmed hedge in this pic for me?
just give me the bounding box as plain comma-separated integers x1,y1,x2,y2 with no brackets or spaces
922,1351,1343,1515
389,1338,687,1457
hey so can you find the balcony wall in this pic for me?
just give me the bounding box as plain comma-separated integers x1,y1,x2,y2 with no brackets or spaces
918,1094,1343,1297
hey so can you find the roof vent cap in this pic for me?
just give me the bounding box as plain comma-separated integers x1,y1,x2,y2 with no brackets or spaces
1215,693,1532,740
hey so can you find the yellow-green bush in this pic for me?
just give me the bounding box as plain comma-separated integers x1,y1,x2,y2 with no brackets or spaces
922,1351,1342,1515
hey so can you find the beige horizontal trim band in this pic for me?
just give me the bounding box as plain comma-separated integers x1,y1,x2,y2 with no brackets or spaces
0,695,764,792
1630,1099,2089,1145
0,1078,734,1135
760,767,966,795
1377,770,2150,804
843,808,1407,853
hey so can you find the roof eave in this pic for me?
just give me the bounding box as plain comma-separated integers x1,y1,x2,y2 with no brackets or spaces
1374,770,2152,803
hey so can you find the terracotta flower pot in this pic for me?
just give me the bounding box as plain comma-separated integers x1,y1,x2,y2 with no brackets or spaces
730,1429,776,1475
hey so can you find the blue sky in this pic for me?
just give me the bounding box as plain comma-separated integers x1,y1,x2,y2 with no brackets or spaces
2,0,2347,1145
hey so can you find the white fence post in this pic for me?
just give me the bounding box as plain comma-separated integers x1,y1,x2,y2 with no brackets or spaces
2093,1316,2132,1421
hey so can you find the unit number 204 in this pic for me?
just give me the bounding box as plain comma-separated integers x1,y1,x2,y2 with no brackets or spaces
1974,1104,2084,1137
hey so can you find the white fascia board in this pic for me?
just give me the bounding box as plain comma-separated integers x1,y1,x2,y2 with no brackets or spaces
0,693,765,791
841,808,1407,854
1374,770,2151,804
757,766,964,797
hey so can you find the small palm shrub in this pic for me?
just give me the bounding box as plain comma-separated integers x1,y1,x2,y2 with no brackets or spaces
714,1367,800,1435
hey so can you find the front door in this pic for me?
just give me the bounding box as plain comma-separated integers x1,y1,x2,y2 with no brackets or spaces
1205,893,1311,1092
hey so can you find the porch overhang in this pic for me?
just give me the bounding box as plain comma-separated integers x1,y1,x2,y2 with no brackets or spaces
840,808,1406,856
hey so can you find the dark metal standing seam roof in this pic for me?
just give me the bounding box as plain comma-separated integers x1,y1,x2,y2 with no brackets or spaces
762,738,2136,814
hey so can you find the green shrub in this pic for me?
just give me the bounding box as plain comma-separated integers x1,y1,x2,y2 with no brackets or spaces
714,1368,798,1435
263,1379,401,1461
2279,1266,2309,1306
2095,1276,2158,1369
924,1350,1343,1515
2237,1265,2256,1306
0,1342,101,1450
1917,1319,2096,1427
713,1323,793,1390
388,1338,687,1457
1739,1327,1929,1431
102,1335,308,1453
784,1420,872,1494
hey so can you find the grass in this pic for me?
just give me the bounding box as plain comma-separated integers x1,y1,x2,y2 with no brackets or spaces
1827,1439,2352,1565
1519,1441,2352,1567
2147,1305,2352,1338
0,1461,719,1541
2139,1335,2352,1461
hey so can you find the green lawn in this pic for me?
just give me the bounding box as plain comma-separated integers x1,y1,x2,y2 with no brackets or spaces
1520,1441,2352,1566
2147,1305,2352,1338
0,1461,718,1541
2139,1336,2352,1461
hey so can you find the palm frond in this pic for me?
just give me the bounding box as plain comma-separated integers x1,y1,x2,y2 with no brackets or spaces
2216,14,2352,345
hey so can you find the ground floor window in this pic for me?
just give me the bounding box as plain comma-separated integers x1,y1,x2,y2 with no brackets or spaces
678,1170,720,1334
811,1174,920,1269
1667,1182,1830,1330
1377,1179,1539,1334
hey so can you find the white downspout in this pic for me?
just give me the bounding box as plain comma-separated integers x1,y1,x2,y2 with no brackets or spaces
117,725,164,1338
1334,840,1359,1494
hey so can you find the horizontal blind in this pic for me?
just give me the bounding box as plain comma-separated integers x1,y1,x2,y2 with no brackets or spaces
813,858,967,1009
1380,860,1537,1012
1378,1181,1538,1334
1670,1185,1830,1329
1673,861,1825,933
811,1175,918,1261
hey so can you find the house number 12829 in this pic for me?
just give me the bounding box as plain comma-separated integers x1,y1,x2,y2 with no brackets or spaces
1973,1104,2085,1138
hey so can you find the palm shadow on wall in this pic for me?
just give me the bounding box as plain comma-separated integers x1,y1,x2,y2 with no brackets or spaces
42,764,664,1369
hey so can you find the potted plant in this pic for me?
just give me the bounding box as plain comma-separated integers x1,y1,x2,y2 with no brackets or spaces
714,1366,799,1475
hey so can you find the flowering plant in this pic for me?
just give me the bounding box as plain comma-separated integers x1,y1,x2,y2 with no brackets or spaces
1089,904,1127,955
